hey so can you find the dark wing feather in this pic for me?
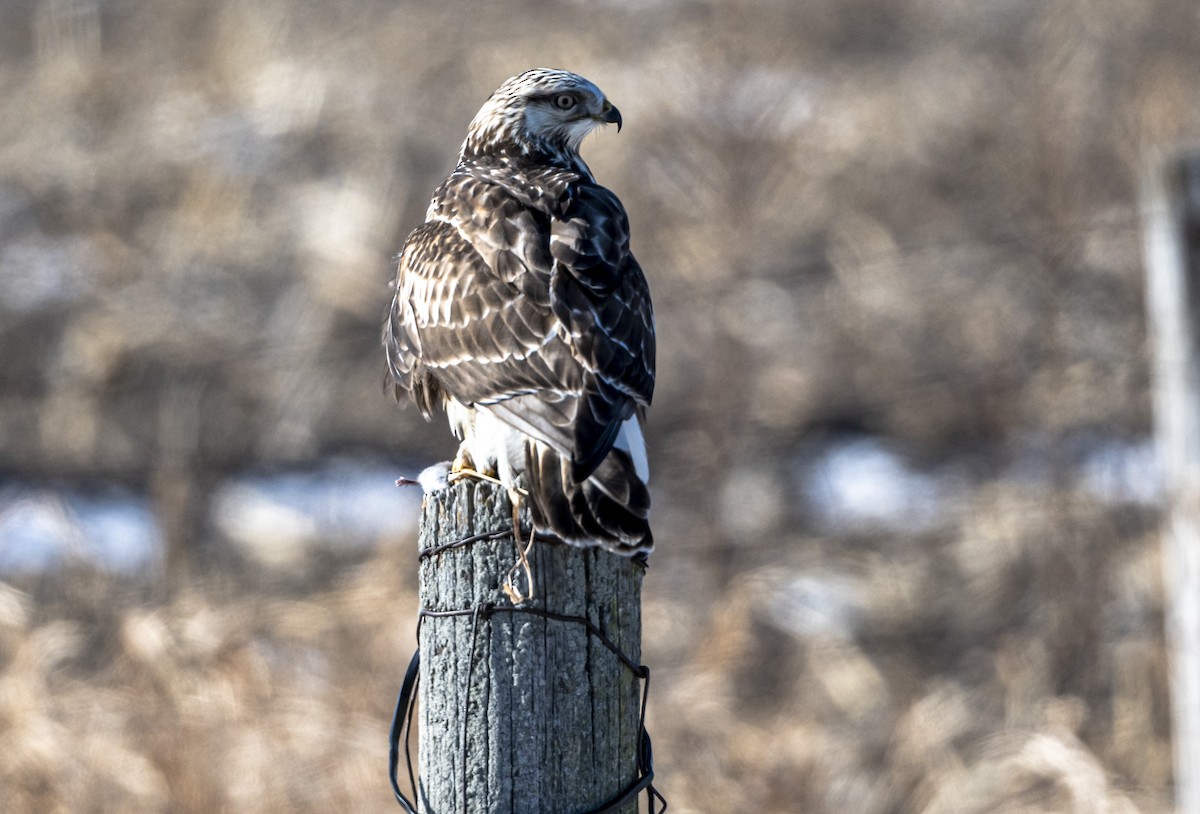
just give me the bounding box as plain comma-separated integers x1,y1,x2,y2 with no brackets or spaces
550,184,655,478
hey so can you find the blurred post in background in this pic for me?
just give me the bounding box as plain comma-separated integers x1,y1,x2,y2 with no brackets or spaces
1145,151,1200,814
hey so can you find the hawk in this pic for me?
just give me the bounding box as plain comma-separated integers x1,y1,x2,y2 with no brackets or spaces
384,69,655,555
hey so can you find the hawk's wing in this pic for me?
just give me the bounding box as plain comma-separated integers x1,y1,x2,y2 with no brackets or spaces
385,161,654,480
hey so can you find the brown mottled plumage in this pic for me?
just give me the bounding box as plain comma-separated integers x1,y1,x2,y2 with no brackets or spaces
384,69,655,554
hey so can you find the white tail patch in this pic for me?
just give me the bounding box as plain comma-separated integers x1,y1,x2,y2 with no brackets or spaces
613,416,649,483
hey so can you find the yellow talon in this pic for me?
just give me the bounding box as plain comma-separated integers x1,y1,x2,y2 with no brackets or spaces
447,467,527,496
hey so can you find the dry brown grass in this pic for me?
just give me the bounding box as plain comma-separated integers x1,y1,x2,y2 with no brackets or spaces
0,486,1173,812
0,549,420,812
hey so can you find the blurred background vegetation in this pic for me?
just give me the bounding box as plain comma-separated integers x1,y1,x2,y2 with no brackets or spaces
1,0,1198,811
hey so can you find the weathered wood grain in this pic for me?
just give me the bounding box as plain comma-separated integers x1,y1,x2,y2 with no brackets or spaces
417,479,643,814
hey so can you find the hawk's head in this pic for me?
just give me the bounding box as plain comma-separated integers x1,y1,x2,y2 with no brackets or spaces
461,69,622,165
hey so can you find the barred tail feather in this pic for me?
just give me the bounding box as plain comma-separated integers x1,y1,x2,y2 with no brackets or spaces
525,441,653,555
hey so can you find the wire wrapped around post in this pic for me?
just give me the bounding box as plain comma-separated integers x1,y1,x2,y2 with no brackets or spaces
391,477,664,814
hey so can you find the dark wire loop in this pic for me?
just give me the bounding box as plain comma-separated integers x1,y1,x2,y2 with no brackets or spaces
390,530,666,813
389,647,421,813
417,526,559,560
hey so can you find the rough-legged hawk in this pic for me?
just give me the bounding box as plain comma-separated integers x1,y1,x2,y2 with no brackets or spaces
384,69,655,554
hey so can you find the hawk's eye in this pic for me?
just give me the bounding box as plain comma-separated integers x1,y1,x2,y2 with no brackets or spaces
553,93,576,110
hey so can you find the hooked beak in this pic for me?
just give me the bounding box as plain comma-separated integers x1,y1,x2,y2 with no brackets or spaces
601,100,622,132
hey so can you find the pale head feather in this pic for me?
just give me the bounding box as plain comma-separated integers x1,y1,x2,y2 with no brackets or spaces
460,69,619,167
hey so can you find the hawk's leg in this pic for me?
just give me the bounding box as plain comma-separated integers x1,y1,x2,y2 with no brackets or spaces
450,447,485,476
449,447,516,489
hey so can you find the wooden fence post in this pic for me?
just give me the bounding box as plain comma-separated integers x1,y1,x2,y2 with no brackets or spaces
412,477,648,814
1144,150,1200,814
